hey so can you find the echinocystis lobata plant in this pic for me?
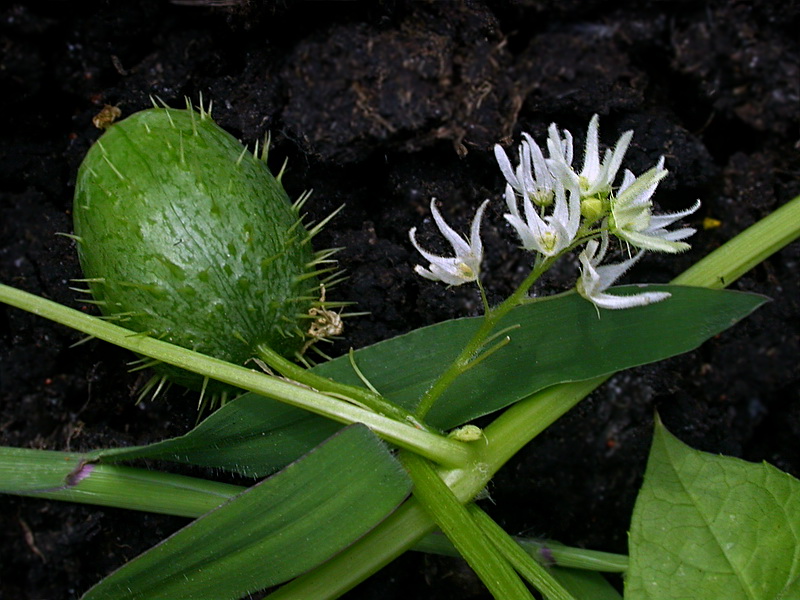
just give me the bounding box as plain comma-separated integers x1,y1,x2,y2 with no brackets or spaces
1,107,798,599
72,99,342,403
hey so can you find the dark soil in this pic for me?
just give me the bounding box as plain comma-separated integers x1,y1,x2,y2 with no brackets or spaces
1,1,798,598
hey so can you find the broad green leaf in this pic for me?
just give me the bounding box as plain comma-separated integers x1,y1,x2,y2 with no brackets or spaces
626,419,800,599
82,424,411,600
313,286,765,429
91,394,339,477
14,286,760,488
100,286,759,481
777,575,800,599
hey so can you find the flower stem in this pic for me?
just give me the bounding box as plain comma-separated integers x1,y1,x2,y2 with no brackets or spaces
414,256,556,420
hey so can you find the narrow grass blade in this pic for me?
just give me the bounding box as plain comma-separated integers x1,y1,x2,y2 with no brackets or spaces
82,425,411,600
92,394,340,477
414,531,628,573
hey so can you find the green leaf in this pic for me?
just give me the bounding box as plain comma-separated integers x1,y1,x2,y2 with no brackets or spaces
92,394,339,477
313,286,766,429
627,419,800,599
777,576,800,599
81,425,411,600
4,286,763,490
95,287,762,478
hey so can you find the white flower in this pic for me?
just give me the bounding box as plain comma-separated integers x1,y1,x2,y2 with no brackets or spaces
409,199,489,286
503,161,581,256
576,237,672,310
547,114,633,199
494,133,556,206
610,158,701,253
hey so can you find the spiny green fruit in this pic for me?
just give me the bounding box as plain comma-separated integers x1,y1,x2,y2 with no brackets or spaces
73,102,334,400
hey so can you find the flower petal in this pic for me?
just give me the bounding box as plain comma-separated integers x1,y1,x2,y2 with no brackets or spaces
504,184,520,218
430,199,471,256
616,228,692,253
409,200,487,286
576,241,672,310
648,200,701,229
603,129,633,187
586,289,672,310
494,145,520,192
580,114,601,183
469,200,490,258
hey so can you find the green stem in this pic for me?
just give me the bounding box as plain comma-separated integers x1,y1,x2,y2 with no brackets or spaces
477,278,491,314
400,452,535,600
468,504,576,600
414,531,629,572
514,539,628,573
31,464,240,518
415,256,556,420
7,442,625,578
9,447,625,574
268,383,599,600
0,284,472,468
255,344,432,432
267,498,437,600
672,195,800,289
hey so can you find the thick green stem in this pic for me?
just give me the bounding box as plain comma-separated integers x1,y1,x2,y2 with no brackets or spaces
469,504,576,600
0,284,472,468
31,464,240,518
672,196,800,289
401,452,535,600
269,380,606,600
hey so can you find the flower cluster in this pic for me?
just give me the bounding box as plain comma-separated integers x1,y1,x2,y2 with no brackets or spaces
409,115,700,310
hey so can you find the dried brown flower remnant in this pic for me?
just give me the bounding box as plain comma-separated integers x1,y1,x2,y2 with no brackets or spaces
92,105,122,130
